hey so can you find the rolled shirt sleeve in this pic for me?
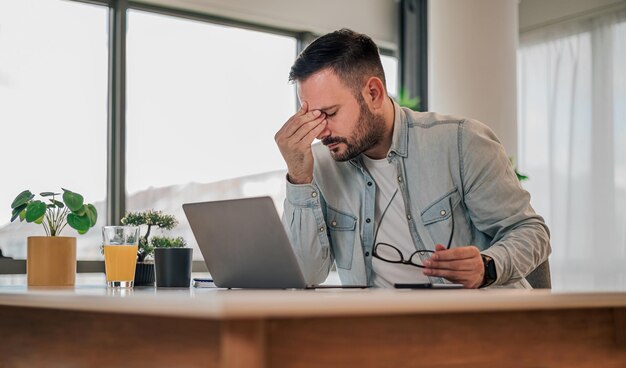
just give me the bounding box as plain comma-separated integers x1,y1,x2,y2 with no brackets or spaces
460,119,551,286
282,177,333,285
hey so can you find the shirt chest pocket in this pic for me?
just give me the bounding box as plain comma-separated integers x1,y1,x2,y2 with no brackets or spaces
327,207,357,270
421,188,461,224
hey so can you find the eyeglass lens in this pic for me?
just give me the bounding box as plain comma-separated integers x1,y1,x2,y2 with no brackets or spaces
375,243,435,267
375,243,403,262
409,250,434,266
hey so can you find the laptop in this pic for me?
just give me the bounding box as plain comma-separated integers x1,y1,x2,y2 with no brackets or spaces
183,196,366,289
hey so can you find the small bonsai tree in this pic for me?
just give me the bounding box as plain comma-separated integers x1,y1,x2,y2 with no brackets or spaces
151,235,186,249
120,210,184,262
10,189,98,236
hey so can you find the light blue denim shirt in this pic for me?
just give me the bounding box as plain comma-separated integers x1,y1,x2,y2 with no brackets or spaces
282,101,551,288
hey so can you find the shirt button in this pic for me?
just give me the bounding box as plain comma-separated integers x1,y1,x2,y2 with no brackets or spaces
365,251,370,257
311,192,317,198
331,221,337,227
367,181,373,186
440,210,447,216
366,218,371,223
407,214,412,220
319,227,325,232
397,176,403,183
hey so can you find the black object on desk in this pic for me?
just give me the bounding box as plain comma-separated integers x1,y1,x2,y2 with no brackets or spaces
192,278,216,288
394,283,464,289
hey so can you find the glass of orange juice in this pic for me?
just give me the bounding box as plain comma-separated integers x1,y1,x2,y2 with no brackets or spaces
103,226,140,288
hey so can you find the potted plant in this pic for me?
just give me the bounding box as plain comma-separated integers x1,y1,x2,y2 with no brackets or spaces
120,210,180,286
509,156,529,182
397,88,421,111
9,188,98,286
153,235,192,287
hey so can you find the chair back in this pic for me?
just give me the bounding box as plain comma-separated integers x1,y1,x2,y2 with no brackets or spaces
526,260,551,289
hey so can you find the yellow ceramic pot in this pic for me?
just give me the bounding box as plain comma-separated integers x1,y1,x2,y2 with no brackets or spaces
27,236,76,286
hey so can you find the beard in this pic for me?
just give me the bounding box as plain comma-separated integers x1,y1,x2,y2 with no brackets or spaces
321,97,386,162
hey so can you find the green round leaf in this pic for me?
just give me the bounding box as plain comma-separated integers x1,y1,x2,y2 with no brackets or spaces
74,205,86,216
63,189,84,212
34,214,45,225
11,190,34,209
85,204,98,227
67,213,90,232
11,203,28,222
25,200,47,223
40,192,61,197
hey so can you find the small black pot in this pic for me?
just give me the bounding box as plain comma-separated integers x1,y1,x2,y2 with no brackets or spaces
134,262,155,286
154,248,193,287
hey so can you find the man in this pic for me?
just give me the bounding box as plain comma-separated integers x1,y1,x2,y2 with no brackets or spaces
274,29,550,289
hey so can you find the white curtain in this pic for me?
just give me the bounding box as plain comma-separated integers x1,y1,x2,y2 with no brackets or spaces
518,9,626,291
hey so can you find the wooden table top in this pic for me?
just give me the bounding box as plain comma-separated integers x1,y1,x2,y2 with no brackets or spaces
1,285,626,320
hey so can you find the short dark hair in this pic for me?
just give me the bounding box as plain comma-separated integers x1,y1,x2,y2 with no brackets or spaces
289,29,386,96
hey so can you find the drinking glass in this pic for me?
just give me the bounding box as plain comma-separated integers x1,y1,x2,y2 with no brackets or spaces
103,226,140,287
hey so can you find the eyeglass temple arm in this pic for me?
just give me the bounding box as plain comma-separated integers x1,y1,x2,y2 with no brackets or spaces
445,197,454,249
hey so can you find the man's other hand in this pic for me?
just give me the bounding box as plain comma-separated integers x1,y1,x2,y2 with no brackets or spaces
274,101,327,184
423,245,484,289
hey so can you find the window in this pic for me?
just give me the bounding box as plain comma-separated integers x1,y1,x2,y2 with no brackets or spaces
381,54,399,97
125,12,400,260
125,10,298,258
518,11,626,290
0,0,108,260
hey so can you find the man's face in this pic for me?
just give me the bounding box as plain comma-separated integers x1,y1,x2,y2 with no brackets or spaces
297,68,385,162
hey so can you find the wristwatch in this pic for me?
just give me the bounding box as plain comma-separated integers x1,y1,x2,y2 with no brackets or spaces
480,255,497,288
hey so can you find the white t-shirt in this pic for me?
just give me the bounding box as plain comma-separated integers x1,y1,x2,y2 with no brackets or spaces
362,155,431,288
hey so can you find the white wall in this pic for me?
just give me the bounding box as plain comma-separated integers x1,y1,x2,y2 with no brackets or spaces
133,0,399,50
428,0,519,155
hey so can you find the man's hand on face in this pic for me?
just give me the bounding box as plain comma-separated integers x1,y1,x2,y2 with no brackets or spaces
274,101,327,185
422,245,485,289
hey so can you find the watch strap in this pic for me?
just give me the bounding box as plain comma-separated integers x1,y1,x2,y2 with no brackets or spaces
480,255,497,288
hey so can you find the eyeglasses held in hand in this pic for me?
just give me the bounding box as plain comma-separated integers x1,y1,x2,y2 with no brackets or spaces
372,196,455,268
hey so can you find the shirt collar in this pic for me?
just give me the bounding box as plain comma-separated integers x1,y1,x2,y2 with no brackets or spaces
388,99,408,158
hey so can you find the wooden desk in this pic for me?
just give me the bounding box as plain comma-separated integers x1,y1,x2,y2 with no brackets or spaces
1,286,625,368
